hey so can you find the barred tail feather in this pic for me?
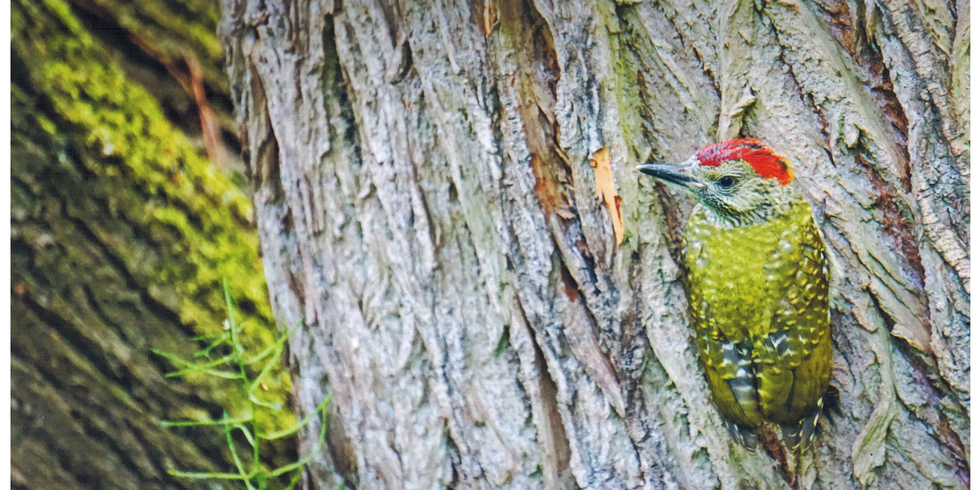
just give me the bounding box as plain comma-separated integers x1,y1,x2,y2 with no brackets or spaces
723,419,758,448
787,397,823,450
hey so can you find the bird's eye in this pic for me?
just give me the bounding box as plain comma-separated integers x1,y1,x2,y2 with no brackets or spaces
716,176,737,189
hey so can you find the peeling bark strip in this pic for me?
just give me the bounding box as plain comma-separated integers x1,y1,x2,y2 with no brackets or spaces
498,0,573,219
590,147,625,245
221,0,969,489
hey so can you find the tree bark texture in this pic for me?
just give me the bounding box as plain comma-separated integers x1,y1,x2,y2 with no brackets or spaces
12,1,290,488
220,0,969,488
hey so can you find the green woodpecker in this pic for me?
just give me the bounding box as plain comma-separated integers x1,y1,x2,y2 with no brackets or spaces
638,139,832,446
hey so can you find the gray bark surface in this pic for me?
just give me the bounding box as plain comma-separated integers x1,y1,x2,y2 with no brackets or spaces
220,0,969,488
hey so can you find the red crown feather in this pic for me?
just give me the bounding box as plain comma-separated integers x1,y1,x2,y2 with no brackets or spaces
695,139,794,185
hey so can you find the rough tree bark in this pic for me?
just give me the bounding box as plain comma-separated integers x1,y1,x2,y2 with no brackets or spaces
220,0,969,488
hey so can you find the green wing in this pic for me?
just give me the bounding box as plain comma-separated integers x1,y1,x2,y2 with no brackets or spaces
754,213,832,424
692,306,764,429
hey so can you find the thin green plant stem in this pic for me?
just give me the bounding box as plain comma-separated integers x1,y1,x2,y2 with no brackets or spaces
263,394,332,440
226,424,257,490
157,279,329,489
167,470,249,480
161,416,250,428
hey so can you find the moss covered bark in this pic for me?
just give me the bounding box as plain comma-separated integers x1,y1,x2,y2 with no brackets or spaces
11,0,297,487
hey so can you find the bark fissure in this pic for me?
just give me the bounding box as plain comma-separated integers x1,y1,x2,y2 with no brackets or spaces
526,295,576,488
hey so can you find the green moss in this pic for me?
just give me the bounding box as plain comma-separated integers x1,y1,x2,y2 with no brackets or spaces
12,0,294,438
599,1,648,253
603,2,645,154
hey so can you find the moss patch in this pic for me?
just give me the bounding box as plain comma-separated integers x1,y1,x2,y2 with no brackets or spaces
13,0,295,441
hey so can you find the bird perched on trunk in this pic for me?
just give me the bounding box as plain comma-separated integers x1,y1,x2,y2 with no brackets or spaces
638,139,832,447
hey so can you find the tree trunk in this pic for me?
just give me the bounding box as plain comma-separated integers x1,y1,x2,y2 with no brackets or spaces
11,1,292,488
220,0,969,488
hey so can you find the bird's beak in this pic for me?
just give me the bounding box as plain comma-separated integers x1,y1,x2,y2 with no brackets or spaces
636,162,705,190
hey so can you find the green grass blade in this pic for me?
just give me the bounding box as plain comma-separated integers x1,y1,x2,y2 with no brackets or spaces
168,470,249,480
226,424,257,490
261,393,331,440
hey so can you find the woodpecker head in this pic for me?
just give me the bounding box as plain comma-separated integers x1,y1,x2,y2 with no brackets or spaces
638,139,798,226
